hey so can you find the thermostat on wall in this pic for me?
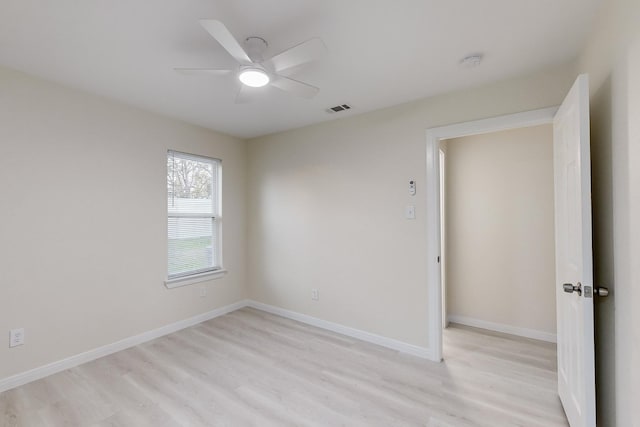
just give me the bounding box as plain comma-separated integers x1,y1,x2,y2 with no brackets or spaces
409,180,416,196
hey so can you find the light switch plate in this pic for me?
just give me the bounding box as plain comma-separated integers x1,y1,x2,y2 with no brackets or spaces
405,205,416,219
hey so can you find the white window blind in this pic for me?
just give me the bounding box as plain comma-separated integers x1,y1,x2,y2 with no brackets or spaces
167,151,221,279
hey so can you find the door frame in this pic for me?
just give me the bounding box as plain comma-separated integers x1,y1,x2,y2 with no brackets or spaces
425,106,559,362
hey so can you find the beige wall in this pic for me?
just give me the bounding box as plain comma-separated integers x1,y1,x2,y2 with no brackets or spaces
247,63,576,349
576,0,640,425
443,125,556,336
1,4,636,420
0,67,248,380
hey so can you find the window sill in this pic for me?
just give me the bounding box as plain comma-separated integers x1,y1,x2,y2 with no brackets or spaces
164,269,228,289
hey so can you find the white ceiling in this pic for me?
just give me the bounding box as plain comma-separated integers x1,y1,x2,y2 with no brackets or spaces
0,0,600,139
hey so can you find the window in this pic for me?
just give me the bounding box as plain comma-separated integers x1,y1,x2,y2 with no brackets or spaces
166,151,223,286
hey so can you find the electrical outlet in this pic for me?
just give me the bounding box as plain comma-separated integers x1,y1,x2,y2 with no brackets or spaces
199,286,207,298
10,328,24,348
311,288,319,301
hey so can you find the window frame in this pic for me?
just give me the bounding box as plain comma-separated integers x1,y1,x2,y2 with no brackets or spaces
164,150,226,288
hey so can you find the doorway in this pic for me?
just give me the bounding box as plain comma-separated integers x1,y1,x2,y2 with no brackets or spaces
439,124,557,361
425,107,559,362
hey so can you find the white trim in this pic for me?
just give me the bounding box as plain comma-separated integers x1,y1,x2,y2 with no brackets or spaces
168,212,217,219
1,299,437,393
426,126,442,362
426,107,559,142
246,301,433,360
447,315,557,343
0,300,248,393
167,149,221,163
425,107,558,362
164,269,228,288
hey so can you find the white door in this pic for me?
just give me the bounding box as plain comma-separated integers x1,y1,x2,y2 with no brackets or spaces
553,74,596,427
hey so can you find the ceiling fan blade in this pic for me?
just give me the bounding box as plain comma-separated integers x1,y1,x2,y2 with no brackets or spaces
265,38,326,74
271,76,319,99
199,19,252,64
174,68,233,75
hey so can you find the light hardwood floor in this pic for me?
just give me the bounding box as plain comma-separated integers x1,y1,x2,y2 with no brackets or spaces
1,308,567,426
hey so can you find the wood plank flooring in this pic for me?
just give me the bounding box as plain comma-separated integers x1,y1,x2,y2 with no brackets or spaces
1,308,567,426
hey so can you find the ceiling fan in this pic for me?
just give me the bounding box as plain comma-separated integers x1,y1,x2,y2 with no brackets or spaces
175,20,327,103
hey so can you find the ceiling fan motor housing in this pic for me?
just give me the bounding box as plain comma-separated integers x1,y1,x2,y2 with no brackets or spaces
244,37,268,63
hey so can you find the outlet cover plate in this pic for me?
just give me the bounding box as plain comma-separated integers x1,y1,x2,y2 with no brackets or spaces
10,328,25,347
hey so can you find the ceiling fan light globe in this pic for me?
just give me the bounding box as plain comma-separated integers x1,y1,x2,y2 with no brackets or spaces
238,69,270,88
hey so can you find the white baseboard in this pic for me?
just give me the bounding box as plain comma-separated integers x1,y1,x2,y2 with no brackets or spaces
246,300,434,359
0,300,249,393
447,315,557,343
1,299,436,393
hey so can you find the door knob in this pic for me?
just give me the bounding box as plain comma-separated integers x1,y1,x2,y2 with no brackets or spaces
594,287,609,297
563,282,582,296
563,283,609,297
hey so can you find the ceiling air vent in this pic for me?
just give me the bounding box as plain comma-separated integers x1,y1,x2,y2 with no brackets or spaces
327,104,352,113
